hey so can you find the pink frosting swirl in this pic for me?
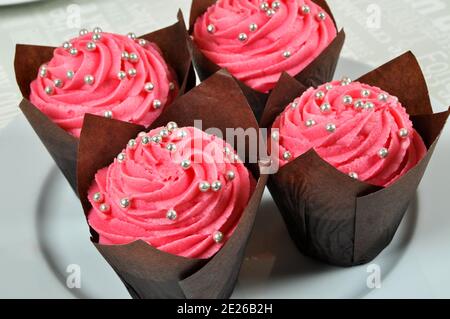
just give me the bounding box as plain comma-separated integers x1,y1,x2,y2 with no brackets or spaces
193,0,337,93
30,30,178,137
272,80,427,187
87,124,256,259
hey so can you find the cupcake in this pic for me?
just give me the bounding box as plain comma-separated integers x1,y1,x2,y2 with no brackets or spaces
189,0,345,119
262,52,449,266
77,70,268,298
87,125,255,259
273,80,427,187
14,14,194,193
30,30,178,138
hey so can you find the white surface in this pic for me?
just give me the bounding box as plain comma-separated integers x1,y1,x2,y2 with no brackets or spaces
1,57,449,298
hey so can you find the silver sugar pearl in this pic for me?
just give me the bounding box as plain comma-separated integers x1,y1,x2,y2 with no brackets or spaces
378,148,389,158
326,123,336,133
93,26,102,34
141,136,150,145
272,1,281,10
249,23,258,32
315,90,325,100
301,5,311,14
121,51,129,61
117,152,126,162
317,12,326,20
104,110,113,119
129,53,139,63
153,99,162,109
39,69,47,78
128,139,136,148
84,74,95,85
211,181,222,192
127,32,137,40
320,103,331,113
291,101,298,109
238,33,248,42
282,151,291,160
138,39,147,46
79,28,89,36
39,66,47,78
266,9,276,17
166,143,176,152
166,121,178,132
181,159,191,169
151,135,162,144
305,119,316,127
341,76,352,86
86,42,96,51
325,83,333,91
69,48,78,56
213,231,224,243
117,70,127,80
119,198,130,208
92,33,102,41
398,128,409,138
361,89,371,98
99,203,110,212
44,86,53,95
62,41,72,50
343,95,353,105
166,209,177,221
260,2,269,11
159,128,170,138
207,24,215,34
378,93,388,102
349,172,358,180
352,99,363,108
226,170,235,181
128,68,137,77
53,79,63,88
93,192,103,202
199,181,211,192
364,102,375,109
283,50,291,58
66,70,74,79
144,82,154,91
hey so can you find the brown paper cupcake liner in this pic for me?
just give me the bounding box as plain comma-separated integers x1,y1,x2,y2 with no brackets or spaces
187,0,345,122
14,11,196,195
261,51,449,266
77,70,268,299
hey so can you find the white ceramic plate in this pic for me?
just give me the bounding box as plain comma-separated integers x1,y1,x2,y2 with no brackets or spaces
1,58,450,298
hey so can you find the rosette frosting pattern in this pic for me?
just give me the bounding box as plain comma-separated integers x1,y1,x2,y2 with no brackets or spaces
30,29,178,137
272,80,427,187
193,0,337,93
87,124,256,259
